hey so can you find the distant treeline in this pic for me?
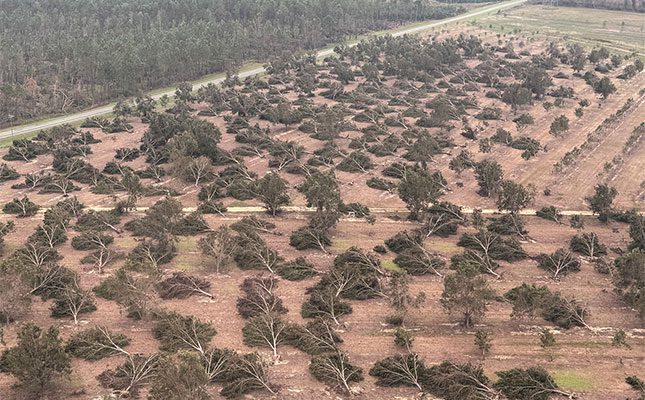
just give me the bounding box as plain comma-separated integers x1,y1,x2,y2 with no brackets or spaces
0,0,463,127
437,0,493,3
529,0,644,12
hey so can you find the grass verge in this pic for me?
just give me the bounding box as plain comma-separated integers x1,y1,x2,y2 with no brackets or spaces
552,370,595,391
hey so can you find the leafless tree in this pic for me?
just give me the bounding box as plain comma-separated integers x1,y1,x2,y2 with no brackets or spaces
198,226,239,273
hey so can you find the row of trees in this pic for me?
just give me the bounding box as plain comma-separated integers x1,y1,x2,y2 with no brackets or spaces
3,32,635,223
530,0,644,12
0,318,588,399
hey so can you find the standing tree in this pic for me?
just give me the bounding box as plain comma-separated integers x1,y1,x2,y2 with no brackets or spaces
613,251,645,321
474,160,503,197
523,66,552,99
298,171,342,216
198,226,239,273
568,44,586,72
0,268,31,325
0,221,14,254
549,115,570,136
441,265,496,328
497,180,534,214
611,329,631,348
594,77,616,99
254,172,290,216
0,323,71,393
628,216,644,251
398,167,446,220
539,328,556,348
386,271,426,327
585,184,617,222
173,156,214,186
495,180,535,239
474,330,492,359
394,328,415,351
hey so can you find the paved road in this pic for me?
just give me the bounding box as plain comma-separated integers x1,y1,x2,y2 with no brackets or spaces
0,0,527,140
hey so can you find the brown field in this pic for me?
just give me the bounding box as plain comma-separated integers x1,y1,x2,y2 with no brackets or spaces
0,16,643,400
0,213,642,399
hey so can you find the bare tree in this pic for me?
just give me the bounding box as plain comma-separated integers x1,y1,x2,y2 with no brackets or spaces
81,247,121,274
187,157,214,186
198,226,239,273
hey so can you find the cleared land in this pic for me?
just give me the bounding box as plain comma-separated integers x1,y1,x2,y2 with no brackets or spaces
478,4,645,54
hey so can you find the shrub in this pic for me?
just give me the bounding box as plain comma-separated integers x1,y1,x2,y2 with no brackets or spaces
366,177,396,191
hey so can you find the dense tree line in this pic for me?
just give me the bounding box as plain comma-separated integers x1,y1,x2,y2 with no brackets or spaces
0,0,462,126
529,0,644,12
